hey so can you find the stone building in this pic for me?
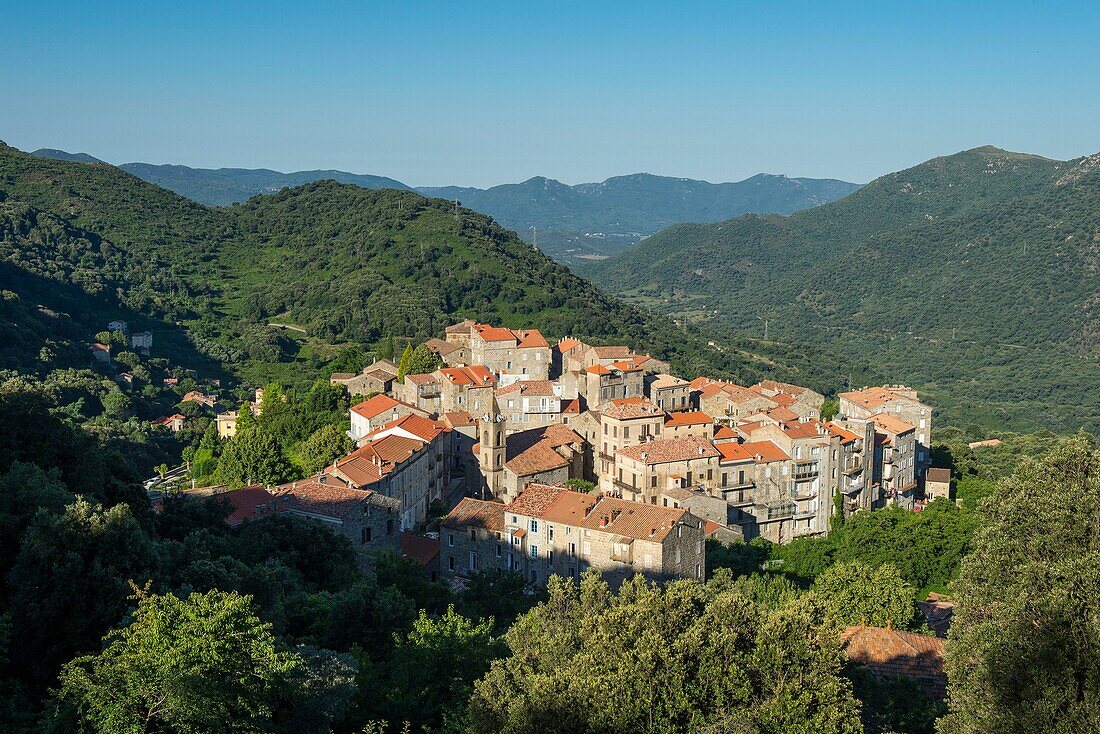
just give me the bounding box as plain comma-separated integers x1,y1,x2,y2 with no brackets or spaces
446,321,551,380
330,359,399,397
349,394,429,442
496,379,564,431
870,413,918,509
694,379,778,422
594,397,666,480
579,361,645,409
609,436,722,503
839,385,933,478
440,484,706,587
924,467,952,501
662,411,714,439
270,479,401,556
437,365,497,414
645,373,692,412
478,407,587,502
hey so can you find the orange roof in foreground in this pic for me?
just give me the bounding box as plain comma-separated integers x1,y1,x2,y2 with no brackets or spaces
740,440,791,463
840,625,947,699
351,393,418,420
664,410,714,427
871,412,916,435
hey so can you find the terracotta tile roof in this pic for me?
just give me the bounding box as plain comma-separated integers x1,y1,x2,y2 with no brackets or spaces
778,419,830,439
271,479,396,519
425,338,464,356
649,373,689,389
717,442,755,463
840,625,947,699
368,413,448,443
445,320,476,334
555,337,583,353
330,372,356,380
713,425,739,439
400,532,441,566
608,360,643,372
328,434,426,486
754,379,808,396
515,329,548,349
839,386,901,410
741,440,791,463
617,436,720,464
506,440,569,476
592,345,631,359
496,379,557,397
871,413,916,435
689,376,717,390
439,365,496,386
562,398,582,415
473,324,518,342
825,421,862,444
221,486,276,526
504,424,583,476
505,483,564,518
543,489,689,542
664,410,713,427
602,396,663,420
443,411,478,427
441,497,505,532
766,406,801,423
351,394,418,420
405,372,439,386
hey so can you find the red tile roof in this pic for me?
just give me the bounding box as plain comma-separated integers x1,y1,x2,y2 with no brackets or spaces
400,532,441,566
520,484,690,542
473,324,518,342
840,625,947,699
664,410,713,427
617,436,720,464
496,379,557,397
515,329,548,349
740,440,791,463
591,345,631,359
441,497,505,532
439,365,496,386
602,396,663,420
871,413,916,435
221,486,276,526
271,480,391,519
825,421,863,444
351,394,417,420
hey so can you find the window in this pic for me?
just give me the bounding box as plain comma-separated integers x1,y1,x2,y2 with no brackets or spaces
362,527,372,544
448,533,454,547
548,525,554,540
387,519,394,535
529,545,538,559
623,427,630,439
448,556,455,571
569,542,576,556
530,519,538,533
470,551,478,570
548,550,554,563
496,544,502,557
651,475,657,488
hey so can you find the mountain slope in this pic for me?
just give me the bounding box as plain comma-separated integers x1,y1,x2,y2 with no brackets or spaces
31,148,107,164
417,172,861,262
582,147,1100,432
0,141,845,392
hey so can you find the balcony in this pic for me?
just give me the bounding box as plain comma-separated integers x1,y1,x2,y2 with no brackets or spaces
720,485,756,506
842,459,863,475
792,461,819,480
613,478,640,495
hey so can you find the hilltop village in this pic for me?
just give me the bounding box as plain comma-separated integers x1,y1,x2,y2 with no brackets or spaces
204,320,937,588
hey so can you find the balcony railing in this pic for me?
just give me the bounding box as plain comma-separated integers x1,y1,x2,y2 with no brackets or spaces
842,460,863,475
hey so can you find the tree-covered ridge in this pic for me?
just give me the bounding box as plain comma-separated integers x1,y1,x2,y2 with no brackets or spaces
0,140,852,393
582,147,1100,432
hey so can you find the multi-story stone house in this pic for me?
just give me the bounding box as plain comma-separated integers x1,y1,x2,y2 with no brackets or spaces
646,373,692,412
398,373,443,414
270,479,401,559
694,379,779,422
326,413,449,529
870,413,918,509
626,353,672,375
751,380,825,420
579,361,645,409
839,385,932,477
609,436,722,503
740,419,841,538
551,338,588,379
440,484,706,587
442,411,481,495
662,411,714,439
568,344,632,373
595,397,666,480
437,365,497,415
496,380,564,431
826,419,880,514
330,359,399,397
424,338,470,366
349,394,429,442
445,321,551,380
715,439,816,544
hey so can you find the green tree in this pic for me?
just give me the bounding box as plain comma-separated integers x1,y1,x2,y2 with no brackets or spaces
563,478,596,493
298,423,353,475
216,426,293,487
388,606,504,730
813,560,917,629
53,588,301,733
381,335,396,362
396,343,413,381
403,344,442,376
821,396,840,422
464,572,862,734
939,436,1100,734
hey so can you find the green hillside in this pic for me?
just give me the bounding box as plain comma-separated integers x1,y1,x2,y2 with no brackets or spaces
581,147,1100,432
1,141,849,392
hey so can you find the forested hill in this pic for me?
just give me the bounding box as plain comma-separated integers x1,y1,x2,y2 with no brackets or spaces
581,147,1100,433
0,141,844,391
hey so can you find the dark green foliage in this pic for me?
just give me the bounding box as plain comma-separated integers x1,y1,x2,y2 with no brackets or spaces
848,667,945,734
940,436,1100,734
585,147,1100,432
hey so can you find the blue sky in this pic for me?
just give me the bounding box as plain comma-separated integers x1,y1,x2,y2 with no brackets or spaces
2,1,1097,187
